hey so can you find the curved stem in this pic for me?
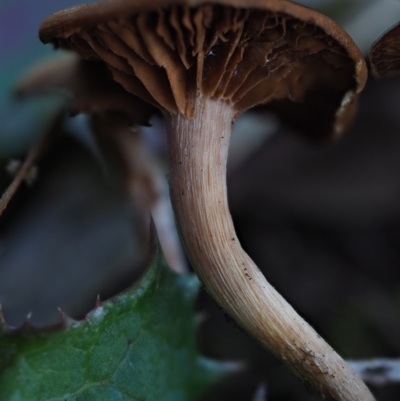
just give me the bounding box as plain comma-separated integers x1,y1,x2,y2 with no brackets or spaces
92,113,188,273
166,96,374,401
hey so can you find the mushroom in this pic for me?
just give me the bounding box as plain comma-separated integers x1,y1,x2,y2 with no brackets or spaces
16,53,155,125
39,1,373,400
91,112,189,273
17,54,187,273
370,22,400,78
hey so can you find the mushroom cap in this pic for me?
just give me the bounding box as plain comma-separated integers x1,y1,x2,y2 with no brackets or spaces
370,22,400,78
16,54,155,126
40,0,367,139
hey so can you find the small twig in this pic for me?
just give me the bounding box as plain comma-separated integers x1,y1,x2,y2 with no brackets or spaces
0,129,51,216
348,358,400,386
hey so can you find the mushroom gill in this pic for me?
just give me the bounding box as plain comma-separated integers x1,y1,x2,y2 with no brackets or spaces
41,3,363,137
370,22,400,78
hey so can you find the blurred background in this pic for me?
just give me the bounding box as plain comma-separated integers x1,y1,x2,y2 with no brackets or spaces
1,0,400,400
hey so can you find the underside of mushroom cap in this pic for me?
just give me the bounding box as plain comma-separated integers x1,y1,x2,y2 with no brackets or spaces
370,22,400,78
40,0,367,139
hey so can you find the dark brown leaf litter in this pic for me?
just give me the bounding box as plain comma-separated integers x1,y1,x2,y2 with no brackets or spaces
40,0,367,140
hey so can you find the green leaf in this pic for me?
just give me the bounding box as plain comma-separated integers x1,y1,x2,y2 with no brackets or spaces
0,248,231,401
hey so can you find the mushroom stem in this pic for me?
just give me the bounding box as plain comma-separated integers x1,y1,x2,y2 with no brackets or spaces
166,96,374,401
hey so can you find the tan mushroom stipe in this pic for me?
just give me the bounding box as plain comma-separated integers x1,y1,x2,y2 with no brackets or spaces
370,22,400,78
40,1,373,400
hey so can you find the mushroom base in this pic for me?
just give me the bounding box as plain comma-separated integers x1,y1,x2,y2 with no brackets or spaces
166,96,374,401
